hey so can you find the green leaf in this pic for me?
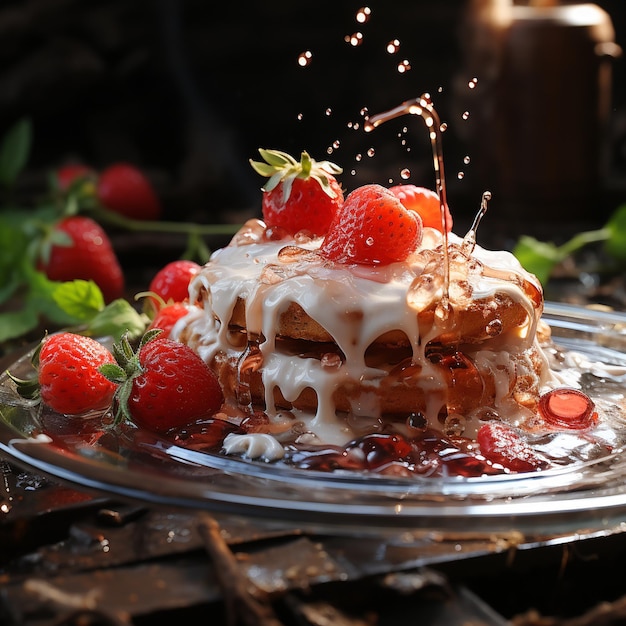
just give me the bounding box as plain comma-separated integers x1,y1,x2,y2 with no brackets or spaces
85,299,148,342
53,280,105,321
512,236,563,286
604,204,626,262
0,118,32,186
0,303,40,343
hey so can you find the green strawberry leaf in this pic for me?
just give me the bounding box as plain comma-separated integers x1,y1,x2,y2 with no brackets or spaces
0,118,32,187
53,279,105,321
85,299,148,342
603,204,626,262
512,236,563,286
0,304,39,343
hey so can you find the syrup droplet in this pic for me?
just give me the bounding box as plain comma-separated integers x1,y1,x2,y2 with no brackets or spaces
356,6,372,23
366,147,375,157
346,32,364,47
400,168,411,179
461,111,470,120
297,51,313,67
386,39,400,54
468,77,478,89
397,59,411,73
538,388,597,430
325,108,332,116
463,155,471,165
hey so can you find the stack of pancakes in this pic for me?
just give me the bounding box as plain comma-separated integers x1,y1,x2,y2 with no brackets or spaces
174,219,551,444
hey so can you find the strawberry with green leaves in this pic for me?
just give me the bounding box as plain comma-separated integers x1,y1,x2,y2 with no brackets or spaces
320,184,423,265
101,331,223,433
389,184,453,233
11,332,118,416
250,149,344,236
41,215,124,303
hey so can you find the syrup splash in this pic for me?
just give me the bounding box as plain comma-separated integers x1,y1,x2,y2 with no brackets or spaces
364,93,451,320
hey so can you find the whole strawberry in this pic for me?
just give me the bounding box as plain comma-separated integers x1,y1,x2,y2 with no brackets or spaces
320,184,423,265
148,260,201,310
389,184,453,233
55,163,96,191
37,333,117,415
97,162,162,221
148,302,190,338
250,149,344,236
42,215,124,302
101,331,223,433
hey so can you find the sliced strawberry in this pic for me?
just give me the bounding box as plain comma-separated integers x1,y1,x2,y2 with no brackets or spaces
97,163,162,221
389,184,453,233
250,149,344,236
319,184,423,265
477,422,548,473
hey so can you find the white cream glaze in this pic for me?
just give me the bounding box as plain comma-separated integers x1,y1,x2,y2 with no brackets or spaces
172,220,551,455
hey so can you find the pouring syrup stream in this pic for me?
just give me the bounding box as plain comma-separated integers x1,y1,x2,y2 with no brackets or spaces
364,93,452,320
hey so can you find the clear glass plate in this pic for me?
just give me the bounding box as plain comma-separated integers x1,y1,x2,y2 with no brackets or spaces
2,301,626,536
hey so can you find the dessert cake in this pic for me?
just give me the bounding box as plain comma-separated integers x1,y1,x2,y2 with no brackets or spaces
170,149,594,475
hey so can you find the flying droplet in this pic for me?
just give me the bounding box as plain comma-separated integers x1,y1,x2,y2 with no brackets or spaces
297,51,313,67
462,111,470,120
325,108,332,116
346,32,364,46
356,6,372,23
386,39,400,54
463,155,471,165
332,140,340,149
360,107,369,117
366,147,375,157
397,59,411,73
296,112,303,121
457,171,465,180
439,122,448,132
468,77,478,89
400,168,411,179
355,153,363,162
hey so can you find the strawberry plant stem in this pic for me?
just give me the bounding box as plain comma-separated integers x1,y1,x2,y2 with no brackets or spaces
87,206,241,237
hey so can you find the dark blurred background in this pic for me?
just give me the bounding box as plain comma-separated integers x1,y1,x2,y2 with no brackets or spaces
0,0,624,244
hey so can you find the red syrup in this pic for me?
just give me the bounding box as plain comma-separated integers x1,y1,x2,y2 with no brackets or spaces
282,430,498,478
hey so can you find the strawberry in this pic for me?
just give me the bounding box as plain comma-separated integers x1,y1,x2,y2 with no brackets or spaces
101,331,223,433
148,302,189,338
476,422,548,473
56,164,96,191
42,215,124,302
388,184,453,233
250,149,344,236
36,333,117,415
97,162,162,221
319,184,423,265
148,260,201,310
